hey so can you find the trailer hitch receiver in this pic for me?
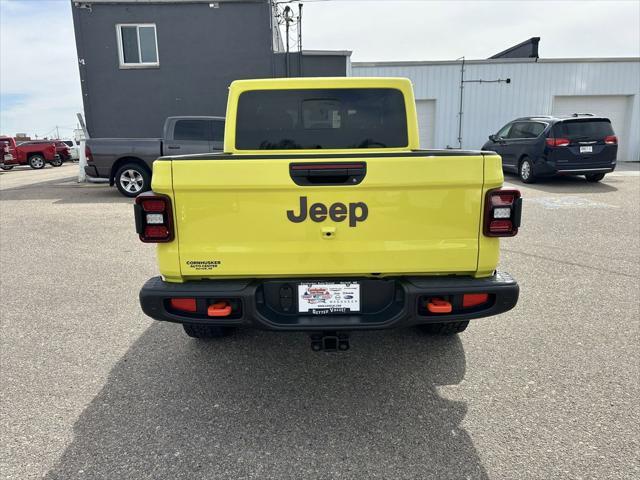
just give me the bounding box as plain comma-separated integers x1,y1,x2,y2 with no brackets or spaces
310,332,350,352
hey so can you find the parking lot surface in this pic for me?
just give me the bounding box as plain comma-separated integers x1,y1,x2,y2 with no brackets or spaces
1,163,638,479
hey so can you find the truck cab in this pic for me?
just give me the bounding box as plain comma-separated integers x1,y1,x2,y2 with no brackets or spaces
137,78,521,350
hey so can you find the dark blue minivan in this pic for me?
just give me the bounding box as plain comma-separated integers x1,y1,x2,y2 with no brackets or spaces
482,114,618,183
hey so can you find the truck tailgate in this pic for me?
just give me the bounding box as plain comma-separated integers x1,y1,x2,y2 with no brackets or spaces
170,154,485,278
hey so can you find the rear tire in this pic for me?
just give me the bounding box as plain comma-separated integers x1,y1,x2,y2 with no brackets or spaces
585,173,605,183
183,323,236,339
519,157,535,184
0,165,14,170
419,321,469,335
28,154,46,169
50,157,63,167
114,163,151,197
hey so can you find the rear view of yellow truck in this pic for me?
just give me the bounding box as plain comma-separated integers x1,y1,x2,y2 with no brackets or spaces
136,77,521,351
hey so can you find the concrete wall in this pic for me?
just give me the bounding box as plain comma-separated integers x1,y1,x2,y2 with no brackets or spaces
353,58,640,161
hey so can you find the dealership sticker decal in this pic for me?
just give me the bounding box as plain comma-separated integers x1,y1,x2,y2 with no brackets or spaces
186,260,221,270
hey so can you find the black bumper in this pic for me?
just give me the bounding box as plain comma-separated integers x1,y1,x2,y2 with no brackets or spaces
139,272,519,332
533,157,616,177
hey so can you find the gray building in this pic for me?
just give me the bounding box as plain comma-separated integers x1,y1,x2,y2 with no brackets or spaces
354,56,640,161
71,0,350,138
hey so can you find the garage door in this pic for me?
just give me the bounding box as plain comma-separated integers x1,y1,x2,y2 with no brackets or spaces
416,99,436,149
552,95,632,161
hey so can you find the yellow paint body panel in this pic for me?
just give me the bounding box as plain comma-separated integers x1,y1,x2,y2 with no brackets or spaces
153,77,504,282
151,161,182,282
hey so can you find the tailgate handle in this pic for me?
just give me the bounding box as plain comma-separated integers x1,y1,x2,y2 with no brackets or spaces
289,162,366,186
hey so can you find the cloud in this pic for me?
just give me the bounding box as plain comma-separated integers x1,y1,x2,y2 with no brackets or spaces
1,0,638,138
0,0,83,138
300,0,640,61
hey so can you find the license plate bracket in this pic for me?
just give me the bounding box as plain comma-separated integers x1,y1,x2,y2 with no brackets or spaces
298,282,361,313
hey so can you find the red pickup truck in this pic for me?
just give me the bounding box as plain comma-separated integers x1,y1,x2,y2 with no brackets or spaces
0,137,63,170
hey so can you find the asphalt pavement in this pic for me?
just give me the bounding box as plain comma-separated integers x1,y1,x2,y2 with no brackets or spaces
1,163,638,479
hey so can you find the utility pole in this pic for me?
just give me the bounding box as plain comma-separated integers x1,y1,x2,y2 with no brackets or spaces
298,3,303,77
55,126,60,140
283,6,294,77
457,57,465,149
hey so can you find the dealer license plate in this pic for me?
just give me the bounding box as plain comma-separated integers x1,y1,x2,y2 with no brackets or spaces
298,282,361,313
580,146,593,153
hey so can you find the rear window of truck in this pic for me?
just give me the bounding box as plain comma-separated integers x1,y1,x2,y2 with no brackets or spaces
174,119,224,142
555,120,614,139
235,88,408,150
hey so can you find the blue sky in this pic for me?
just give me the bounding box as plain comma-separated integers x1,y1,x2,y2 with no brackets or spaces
1,0,639,138
1,0,82,139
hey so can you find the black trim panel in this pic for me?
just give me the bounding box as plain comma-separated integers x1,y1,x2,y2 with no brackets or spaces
158,149,487,161
139,272,519,331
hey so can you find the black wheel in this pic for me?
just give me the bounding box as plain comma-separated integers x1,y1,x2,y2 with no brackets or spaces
28,154,46,169
183,323,236,339
585,173,605,183
0,165,14,170
419,321,469,335
519,157,536,184
114,163,151,197
50,157,63,167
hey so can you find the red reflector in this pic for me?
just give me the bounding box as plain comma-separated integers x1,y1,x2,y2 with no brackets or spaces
144,225,169,239
140,199,166,212
170,298,197,313
604,135,618,145
489,219,513,233
426,298,452,314
463,293,489,308
208,301,232,317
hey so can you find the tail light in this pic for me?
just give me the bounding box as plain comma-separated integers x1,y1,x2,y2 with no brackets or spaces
604,135,618,145
484,189,522,237
546,137,570,147
134,192,174,243
85,145,93,162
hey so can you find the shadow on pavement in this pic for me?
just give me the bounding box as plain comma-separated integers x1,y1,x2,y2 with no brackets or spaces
45,325,487,479
1,176,130,204
504,172,618,194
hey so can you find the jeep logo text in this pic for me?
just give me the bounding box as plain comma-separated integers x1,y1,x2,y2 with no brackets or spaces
287,196,368,227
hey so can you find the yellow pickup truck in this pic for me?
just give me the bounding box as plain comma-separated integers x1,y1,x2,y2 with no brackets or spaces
136,77,521,351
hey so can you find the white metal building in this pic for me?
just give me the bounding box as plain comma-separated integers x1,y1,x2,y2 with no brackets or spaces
352,57,640,161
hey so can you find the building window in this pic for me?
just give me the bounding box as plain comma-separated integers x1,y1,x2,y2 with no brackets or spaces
116,24,158,68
